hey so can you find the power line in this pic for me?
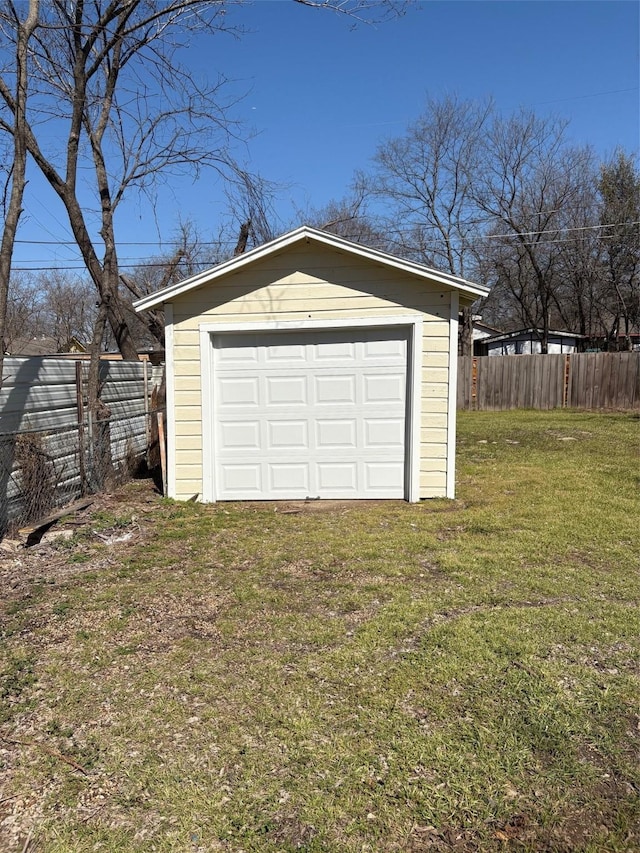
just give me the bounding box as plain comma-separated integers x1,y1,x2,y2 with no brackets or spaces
13,237,229,247
9,220,638,273
13,218,638,250
478,220,640,241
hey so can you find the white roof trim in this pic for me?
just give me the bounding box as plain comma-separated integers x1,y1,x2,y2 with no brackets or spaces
484,327,586,344
133,226,488,312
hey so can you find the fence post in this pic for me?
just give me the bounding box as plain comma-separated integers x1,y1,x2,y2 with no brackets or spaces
472,356,478,410
75,360,87,495
563,355,570,408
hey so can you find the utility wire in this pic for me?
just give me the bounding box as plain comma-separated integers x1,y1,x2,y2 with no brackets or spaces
9,221,639,273
11,217,639,248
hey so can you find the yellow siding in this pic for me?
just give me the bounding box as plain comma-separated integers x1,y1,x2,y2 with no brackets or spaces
169,242,455,500
175,479,204,499
420,472,447,495
175,421,205,436
421,427,448,444
174,435,202,451
175,449,204,466
174,375,201,392
421,411,448,428
422,352,449,369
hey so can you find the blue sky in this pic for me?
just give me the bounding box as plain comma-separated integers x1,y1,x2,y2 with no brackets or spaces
11,0,640,273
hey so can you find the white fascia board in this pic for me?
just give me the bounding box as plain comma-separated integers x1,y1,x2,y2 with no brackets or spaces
446,291,459,500
133,226,489,312
164,303,177,499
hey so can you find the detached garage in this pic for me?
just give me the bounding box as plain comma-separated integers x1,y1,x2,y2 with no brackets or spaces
134,227,487,502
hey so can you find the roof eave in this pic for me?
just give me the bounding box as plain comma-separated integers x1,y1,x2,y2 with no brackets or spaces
133,226,488,312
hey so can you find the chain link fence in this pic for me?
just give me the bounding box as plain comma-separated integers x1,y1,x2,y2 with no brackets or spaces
0,407,165,537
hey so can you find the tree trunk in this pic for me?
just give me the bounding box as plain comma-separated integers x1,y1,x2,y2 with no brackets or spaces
459,306,473,357
87,302,114,490
0,0,39,389
233,220,251,256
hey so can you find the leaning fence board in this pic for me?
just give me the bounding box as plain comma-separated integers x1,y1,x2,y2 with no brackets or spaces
458,352,640,411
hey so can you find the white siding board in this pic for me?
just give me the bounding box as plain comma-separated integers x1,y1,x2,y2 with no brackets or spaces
420,471,447,488
423,367,449,385
175,435,202,451
421,457,448,469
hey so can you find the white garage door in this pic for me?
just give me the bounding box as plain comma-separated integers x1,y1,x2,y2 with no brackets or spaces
212,327,409,500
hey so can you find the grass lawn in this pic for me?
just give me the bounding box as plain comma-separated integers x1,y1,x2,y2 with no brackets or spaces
0,409,638,852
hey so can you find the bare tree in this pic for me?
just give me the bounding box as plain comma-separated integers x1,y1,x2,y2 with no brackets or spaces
119,221,213,353
292,0,410,21
3,269,97,352
40,271,96,348
472,111,594,352
552,160,605,340
362,95,493,355
598,150,640,348
354,96,637,349
0,0,38,385
223,169,280,253
0,1,408,365
0,1,249,365
364,95,492,277
2,272,42,352
302,188,393,251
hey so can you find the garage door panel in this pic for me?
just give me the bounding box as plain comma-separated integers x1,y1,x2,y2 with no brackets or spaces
314,340,356,361
220,463,262,493
219,421,261,449
215,342,260,365
365,462,405,491
317,462,358,491
364,373,406,403
269,463,309,492
315,374,356,404
267,420,308,449
364,418,405,447
218,376,260,406
265,342,307,363
316,419,357,448
363,338,407,360
213,327,409,500
266,376,307,405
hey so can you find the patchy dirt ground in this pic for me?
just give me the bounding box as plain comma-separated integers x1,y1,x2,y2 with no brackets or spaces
0,483,382,602
0,480,164,604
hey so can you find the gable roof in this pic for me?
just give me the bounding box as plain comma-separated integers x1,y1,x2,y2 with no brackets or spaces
5,335,88,356
484,328,586,344
133,226,488,313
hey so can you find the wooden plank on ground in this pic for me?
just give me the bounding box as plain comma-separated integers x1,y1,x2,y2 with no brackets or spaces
19,497,94,546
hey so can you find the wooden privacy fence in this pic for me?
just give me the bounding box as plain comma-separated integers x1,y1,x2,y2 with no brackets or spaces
457,352,640,411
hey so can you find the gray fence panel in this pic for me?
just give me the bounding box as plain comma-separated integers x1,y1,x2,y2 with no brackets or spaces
0,357,164,533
